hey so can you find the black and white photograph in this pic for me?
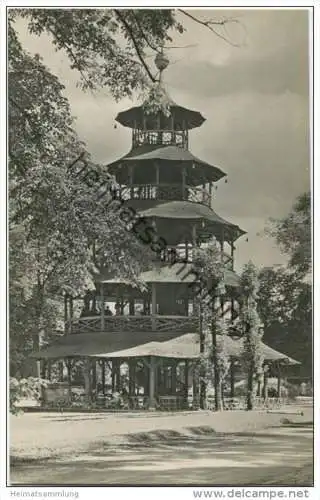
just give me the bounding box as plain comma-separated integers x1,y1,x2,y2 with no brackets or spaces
3,3,316,493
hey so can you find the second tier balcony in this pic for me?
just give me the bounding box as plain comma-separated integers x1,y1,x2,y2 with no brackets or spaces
70,314,199,335
116,183,211,207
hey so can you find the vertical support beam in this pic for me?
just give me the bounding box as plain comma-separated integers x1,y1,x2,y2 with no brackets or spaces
129,298,135,316
192,363,200,410
230,358,235,399
149,356,156,410
192,224,197,246
83,358,91,404
59,361,64,382
171,362,177,394
277,363,281,398
129,360,136,397
209,183,213,208
182,166,186,200
102,360,106,396
92,360,97,394
100,282,105,332
263,364,269,401
113,360,121,392
47,361,52,381
69,297,74,330
64,294,68,334
111,360,116,393
129,164,134,198
230,239,235,270
220,228,225,262
184,360,189,408
151,283,157,330
66,359,72,403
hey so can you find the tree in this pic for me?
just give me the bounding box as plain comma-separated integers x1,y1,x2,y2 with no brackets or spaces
9,20,152,378
258,266,312,376
268,192,311,279
239,262,264,411
193,241,227,410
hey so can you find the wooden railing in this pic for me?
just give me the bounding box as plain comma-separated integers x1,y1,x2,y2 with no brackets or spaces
70,314,198,334
116,183,211,207
132,129,188,149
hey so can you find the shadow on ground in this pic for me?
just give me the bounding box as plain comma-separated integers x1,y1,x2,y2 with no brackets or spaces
10,423,313,486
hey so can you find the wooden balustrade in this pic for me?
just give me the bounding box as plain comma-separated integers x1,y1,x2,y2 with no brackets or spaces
70,314,198,334
116,183,211,207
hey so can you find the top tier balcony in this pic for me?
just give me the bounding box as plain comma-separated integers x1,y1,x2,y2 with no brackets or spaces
132,129,188,149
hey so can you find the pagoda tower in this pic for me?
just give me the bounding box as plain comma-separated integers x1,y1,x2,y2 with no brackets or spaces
35,55,246,411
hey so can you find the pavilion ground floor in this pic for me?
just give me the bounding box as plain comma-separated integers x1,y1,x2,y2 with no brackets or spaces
32,331,298,412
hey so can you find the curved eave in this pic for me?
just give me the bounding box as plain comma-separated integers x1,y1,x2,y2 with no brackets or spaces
115,104,206,130
107,145,226,183
139,201,246,241
98,265,240,289
31,332,299,365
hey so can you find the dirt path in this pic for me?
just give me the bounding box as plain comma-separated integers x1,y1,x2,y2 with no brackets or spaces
11,423,313,486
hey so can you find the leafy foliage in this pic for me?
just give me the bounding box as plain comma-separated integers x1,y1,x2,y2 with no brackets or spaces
11,9,182,98
239,262,264,410
10,377,48,415
9,16,152,377
258,266,312,376
268,192,311,278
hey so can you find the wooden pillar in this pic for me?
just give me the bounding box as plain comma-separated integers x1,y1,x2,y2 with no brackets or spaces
59,361,64,382
129,298,135,316
102,360,106,396
171,362,177,394
155,162,160,185
64,294,68,334
262,365,269,401
230,240,235,270
111,360,116,392
47,360,52,381
83,358,91,403
230,358,235,398
220,228,225,262
277,363,281,398
192,363,200,410
184,360,189,408
182,167,186,200
209,183,213,208
129,360,136,397
149,356,156,410
192,224,197,246
100,283,105,331
151,283,157,330
129,165,134,198
92,360,97,394
66,359,72,403
115,360,121,392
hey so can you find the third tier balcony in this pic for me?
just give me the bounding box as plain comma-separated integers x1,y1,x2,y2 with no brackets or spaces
70,314,199,335
116,183,211,207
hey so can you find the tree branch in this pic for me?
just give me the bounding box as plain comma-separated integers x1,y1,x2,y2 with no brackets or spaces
178,9,245,48
114,9,157,83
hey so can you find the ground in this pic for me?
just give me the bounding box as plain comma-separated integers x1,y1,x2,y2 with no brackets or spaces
10,405,313,486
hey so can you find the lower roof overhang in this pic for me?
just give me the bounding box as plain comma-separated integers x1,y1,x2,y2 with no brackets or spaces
31,331,299,366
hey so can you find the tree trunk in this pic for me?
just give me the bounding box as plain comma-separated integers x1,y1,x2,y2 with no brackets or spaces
247,362,255,410
199,303,206,409
211,306,223,411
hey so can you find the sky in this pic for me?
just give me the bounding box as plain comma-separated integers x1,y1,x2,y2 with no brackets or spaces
14,8,311,273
